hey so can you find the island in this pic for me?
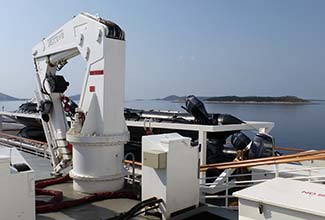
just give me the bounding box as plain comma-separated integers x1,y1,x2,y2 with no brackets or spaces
157,95,310,104
0,92,22,101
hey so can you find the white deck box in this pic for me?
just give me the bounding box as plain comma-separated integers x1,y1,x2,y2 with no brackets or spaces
234,178,325,220
0,147,35,220
142,133,200,219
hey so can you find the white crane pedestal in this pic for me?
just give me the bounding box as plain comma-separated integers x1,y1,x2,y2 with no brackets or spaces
67,133,128,193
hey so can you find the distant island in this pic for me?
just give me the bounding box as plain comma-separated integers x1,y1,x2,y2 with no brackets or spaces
12,93,309,104
157,95,310,104
0,92,22,101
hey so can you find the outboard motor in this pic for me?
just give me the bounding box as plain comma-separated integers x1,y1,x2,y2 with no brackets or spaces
248,133,274,159
231,132,251,150
183,95,211,124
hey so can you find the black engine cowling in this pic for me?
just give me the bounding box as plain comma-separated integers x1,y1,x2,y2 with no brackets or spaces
184,95,211,124
231,132,251,150
248,133,274,159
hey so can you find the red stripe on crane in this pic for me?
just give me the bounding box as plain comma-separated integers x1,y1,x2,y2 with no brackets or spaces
90,70,104,75
89,86,95,92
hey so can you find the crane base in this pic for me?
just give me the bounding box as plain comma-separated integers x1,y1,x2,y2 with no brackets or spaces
70,170,125,193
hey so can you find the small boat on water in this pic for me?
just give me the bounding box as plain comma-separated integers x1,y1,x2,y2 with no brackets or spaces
7,95,275,166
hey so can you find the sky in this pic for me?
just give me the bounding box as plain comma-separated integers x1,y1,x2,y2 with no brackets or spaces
0,0,324,100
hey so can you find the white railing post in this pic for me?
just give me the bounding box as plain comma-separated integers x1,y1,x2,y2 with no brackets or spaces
199,130,207,203
199,130,207,183
225,176,229,207
308,160,313,182
275,164,279,178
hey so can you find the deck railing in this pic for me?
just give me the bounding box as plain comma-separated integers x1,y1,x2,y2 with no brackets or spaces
199,151,325,208
1,130,325,210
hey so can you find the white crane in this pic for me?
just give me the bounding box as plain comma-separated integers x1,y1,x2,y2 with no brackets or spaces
32,12,129,193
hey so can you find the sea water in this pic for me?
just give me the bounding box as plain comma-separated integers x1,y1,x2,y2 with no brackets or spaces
2,100,325,150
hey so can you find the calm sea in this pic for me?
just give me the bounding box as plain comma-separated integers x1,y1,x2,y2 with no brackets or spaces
2,100,325,151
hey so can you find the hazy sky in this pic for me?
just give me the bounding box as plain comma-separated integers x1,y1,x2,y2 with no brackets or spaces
0,0,324,100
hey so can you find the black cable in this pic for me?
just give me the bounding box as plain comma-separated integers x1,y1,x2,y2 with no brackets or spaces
120,198,160,220
42,76,50,95
132,204,160,218
106,197,162,220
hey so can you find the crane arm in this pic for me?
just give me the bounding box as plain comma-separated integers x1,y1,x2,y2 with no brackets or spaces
32,12,127,174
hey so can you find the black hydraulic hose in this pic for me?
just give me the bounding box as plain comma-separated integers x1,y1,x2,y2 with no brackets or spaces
105,197,157,220
42,76,50,95
120,198,162,220
132,204,160,218
107,197,162,220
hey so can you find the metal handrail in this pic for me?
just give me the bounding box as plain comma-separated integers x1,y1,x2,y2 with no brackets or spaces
124,152,136,186
200,150,325,171
200,162,325,209
124,151,325,172
274,146,305,152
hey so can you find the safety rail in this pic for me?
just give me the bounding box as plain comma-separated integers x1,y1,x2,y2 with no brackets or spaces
201,167,325,208
0,132,50,159
1,128,325,210
126,119,275,184
124,151,325,209
274,145,305,153
200,151,325,208
200,150,325,171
